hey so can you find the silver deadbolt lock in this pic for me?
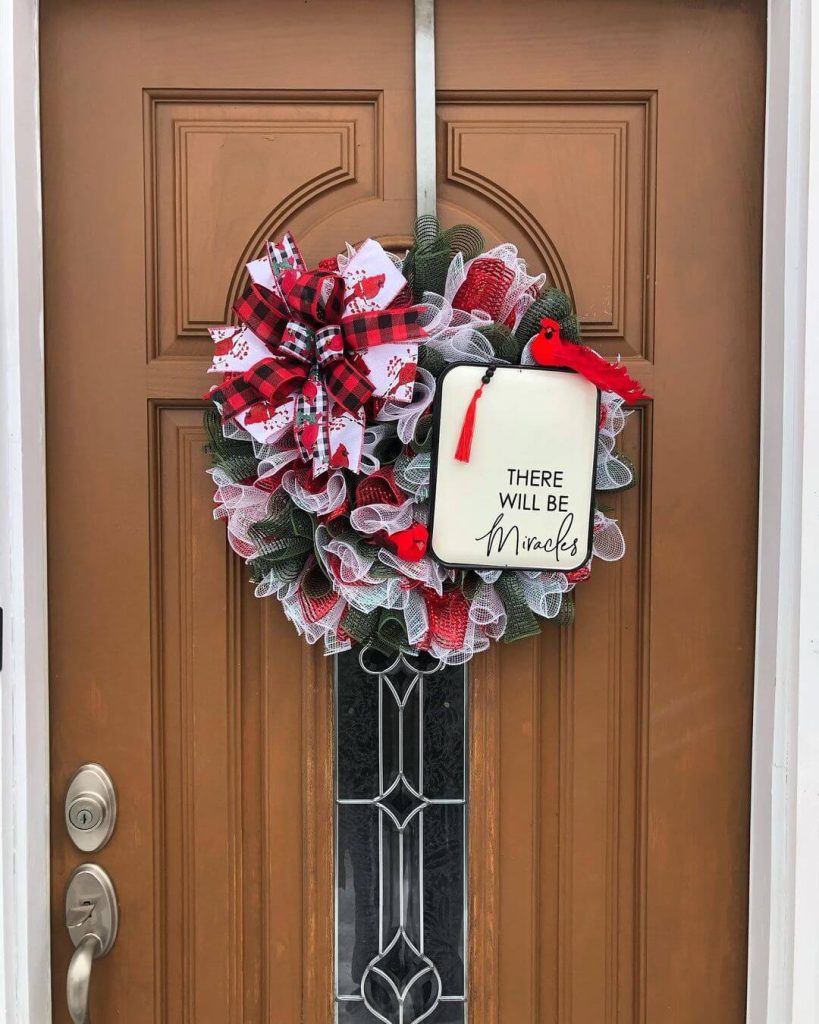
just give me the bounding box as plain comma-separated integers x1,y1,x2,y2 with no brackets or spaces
65,764,117,852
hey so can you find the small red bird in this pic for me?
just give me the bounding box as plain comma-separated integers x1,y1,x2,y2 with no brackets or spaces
347,272,386,306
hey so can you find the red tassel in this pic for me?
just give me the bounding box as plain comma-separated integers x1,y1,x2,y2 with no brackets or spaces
454,384,485,462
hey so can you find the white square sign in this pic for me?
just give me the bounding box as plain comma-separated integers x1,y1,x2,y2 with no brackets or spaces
428,364,599,572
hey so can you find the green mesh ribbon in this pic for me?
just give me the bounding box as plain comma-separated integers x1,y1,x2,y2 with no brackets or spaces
495,573,542,643
557,592,575,626
458,571,482,602
246,493,314,580
403,215,485,301
515,286,581,346
247,554,305,586
478,322,524,362
410,416,434,454
418,343,447,377
341,606,408,654
203,408,258,483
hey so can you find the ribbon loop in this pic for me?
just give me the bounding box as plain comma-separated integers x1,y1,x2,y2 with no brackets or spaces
314,325,344,366
341,308,424,354
212,233,427,477
280,270,345,326
280,321,316,363
232,282,289,344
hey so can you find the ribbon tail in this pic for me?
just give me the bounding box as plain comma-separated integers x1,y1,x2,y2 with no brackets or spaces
294,366,325,464
312,379,332,476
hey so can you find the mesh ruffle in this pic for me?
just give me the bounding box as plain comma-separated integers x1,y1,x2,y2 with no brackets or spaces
417,294,497,363
445,244,548,329
376,366,436,443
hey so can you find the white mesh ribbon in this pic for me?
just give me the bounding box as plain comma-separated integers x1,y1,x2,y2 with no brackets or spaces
396,586,429,646
413,501,429,526
429,620,491,666
222,415,301,466
281,467,348,516
323,630,353,656
519,570,569,619
314,526,400,615
416,294,497,363
255,568,300,601
376,366,436,443
395,452,431,500
336,242,404,275
377,549,447,595
596,392,634,491
208,467,272,560
255,442,301,484
468,583,507,634
592,511,626,561
322,535,378,585
360,422,396,476
350,497,415,536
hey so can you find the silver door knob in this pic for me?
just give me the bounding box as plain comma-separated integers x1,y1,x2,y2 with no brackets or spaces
65,864,118,1024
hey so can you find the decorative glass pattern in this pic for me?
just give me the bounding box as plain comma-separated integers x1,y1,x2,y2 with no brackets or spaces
335,649,468,1024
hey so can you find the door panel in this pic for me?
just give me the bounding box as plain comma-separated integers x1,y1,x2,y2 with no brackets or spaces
42,1,765,1021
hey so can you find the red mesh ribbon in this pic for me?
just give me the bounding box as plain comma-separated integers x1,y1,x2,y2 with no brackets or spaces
354,467,406,508
452,258,516,325
565,565,591,584
424,588,470,650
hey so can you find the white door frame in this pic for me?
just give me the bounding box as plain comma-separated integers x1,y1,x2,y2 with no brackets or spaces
1,1,51,1021
1,1,817,1021
747,1,819,1020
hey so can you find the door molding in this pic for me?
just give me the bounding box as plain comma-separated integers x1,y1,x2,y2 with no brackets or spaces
1,2,816,1022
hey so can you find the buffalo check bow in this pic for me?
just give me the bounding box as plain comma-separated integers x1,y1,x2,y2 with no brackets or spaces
210,233,426,475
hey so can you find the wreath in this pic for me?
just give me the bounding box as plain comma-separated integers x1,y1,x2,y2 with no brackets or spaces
204,216,644,664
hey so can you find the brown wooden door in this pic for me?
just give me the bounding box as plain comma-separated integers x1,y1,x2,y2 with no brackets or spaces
42,1,765,1021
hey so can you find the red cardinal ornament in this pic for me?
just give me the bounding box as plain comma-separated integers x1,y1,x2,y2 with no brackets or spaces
388,523,429,562
531,318,649,403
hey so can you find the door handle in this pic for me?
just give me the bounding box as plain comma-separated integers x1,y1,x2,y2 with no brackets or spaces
64,864,118,1024
67,934,101,1024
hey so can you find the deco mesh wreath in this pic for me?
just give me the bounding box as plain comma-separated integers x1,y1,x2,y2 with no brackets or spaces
204,216,641,664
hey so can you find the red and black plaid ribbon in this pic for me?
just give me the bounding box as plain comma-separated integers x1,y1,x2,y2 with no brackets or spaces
213,269,425,423
232,284,289,345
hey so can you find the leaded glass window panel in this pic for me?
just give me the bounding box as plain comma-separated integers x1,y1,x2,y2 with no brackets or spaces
335,650,468,1024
